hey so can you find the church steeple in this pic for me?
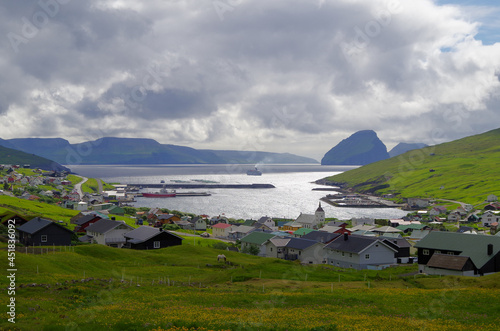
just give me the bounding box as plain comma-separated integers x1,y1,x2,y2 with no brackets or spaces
316,202,324,212
315,202,325,224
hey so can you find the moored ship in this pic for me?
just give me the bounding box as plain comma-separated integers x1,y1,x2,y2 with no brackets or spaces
142,186,176,198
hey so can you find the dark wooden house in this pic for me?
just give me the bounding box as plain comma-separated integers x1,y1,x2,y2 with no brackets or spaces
17,217,74,246
123,226,183,250
71,214,103,233
415,231,500,276
0,212,29,227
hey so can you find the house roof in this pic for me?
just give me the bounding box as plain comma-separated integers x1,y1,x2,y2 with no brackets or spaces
396,224,427,231
230,225,255,234
72,214,101,226
212,223,232,229
325,235,396,254
327,221,347,227
124,226,183,244
158,214,178,220
85,219,132,234
295,213,316,224
18,217,73,235
381,237,411,248
302,231,340,243
350,230,377,237
242,219,257,226
415,232,500,269
426,254,471,271
318,225,343,233
350,225,376,232
380,233,403,239
257,216,272,224
240,232,275,245
268,237,291,247
285,237,319,250
293,228,315,236
372,226,402,233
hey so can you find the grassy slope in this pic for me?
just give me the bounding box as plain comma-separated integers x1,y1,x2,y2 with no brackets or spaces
1,243,499,330
0,195,80,222
325,128,500,204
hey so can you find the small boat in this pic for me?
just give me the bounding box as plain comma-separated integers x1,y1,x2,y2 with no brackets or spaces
142,187,176,198
247,167,262,176
160,180,165,183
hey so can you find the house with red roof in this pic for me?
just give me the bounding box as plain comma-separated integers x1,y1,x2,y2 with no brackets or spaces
212,222,232,238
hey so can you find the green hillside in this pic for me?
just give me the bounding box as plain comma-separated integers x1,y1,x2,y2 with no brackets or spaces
324,128,500,204
0,195,80,223
0,145,69,171
1,243,499,330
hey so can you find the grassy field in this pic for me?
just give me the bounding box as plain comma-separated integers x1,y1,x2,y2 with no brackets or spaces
0,196,80,223
325,128,500,204
1,242,499,330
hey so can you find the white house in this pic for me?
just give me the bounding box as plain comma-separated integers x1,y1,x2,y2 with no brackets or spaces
324,234,397,270
487,194,498,202
482,211,500,227
351,217,375,227
212,223,232,238
85,219,134,248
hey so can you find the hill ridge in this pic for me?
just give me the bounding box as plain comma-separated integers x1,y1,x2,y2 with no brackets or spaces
324,127,500,204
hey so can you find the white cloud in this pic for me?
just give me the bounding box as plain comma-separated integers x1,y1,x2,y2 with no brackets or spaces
0,0,499,161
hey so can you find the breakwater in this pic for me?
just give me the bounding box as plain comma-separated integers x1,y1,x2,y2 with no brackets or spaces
129,183,275,189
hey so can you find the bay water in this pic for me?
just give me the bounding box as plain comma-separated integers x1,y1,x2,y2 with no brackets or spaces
69,164,409,220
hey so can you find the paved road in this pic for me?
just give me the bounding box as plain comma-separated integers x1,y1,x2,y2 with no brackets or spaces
73,175,88,200
97,178,103,193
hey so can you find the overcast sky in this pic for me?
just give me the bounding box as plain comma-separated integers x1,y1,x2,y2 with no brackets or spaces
1,0,499,161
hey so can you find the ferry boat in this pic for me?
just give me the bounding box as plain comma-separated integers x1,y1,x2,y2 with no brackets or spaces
247,167,262,176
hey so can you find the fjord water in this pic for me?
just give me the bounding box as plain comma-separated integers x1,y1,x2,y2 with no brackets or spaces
69,164,409,220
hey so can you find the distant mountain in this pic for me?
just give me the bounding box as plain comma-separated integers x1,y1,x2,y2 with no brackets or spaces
321,130,389,165
204,150,318,164
389,143,428,158
324,127,500,204
0,145,69,172
0,137,318,165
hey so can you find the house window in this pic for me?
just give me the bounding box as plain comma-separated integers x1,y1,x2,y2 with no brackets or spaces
349,253,352,258
447,252,454,255
435,250,441,254
41,235,47,243
365,254,370,260
423,249,430,256
299,251,301,255
153,241,160,249
341,252,345,256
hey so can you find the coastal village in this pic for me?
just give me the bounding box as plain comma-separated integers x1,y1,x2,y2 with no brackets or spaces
2,164,500,277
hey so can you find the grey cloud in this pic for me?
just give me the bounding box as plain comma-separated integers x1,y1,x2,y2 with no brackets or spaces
0,0,499,159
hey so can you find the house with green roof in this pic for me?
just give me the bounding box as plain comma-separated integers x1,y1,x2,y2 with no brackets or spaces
240,231,275,256
293,228,316,238
415,232,500,276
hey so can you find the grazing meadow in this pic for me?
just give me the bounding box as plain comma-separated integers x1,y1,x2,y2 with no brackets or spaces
2,242,499,330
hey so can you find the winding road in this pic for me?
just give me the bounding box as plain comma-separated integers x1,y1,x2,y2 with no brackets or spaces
73,175,88,200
